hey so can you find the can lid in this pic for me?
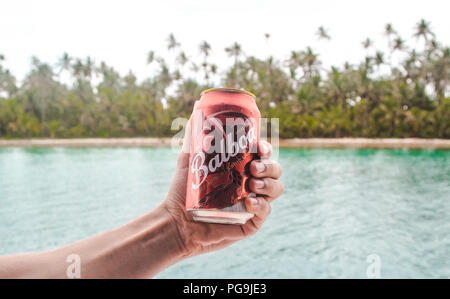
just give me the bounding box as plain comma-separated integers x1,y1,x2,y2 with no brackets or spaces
201,88,256,99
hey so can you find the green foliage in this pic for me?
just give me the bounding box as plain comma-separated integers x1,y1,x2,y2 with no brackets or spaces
0,21,449,139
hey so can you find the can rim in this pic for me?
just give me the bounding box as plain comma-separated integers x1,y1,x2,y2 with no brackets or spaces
200,88,256,99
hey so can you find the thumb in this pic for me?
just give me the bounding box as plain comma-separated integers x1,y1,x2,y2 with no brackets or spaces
245,197,271,228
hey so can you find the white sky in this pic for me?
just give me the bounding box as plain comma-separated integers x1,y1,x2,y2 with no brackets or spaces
1,0,449,82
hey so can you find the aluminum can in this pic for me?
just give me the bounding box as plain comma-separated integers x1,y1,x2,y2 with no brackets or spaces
186,88,260,224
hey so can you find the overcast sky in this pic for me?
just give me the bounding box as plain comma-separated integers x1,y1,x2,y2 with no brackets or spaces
1,0,449,82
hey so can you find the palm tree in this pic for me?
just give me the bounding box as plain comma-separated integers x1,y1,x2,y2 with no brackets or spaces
24,56,59,125
209,64,218,77
124,70,137,89
199,41,211,58
374,51,385,73
225,42,242,65
390,37,406,64
172,69,182,81
0,55,18,98
384,23,397,37
56,52,72,74
83,56,95,79
98,61,120,90
176,51,188,66
375,51,384,66
264,33,272,59
304,47,320,76
316,26,331,40
288,51,300,79
199,41,212,81
430,47,450,102
190,62,199,73
429,39,439,51
362,38,373,49
167,33,180,51
72,59,84,77
288,49,320,81
403,49,419,79
362,56,373,71
147,51,155,64
384,23,397,48
414,19,435,41
155,58,172,96
392,37,406,52
344,61,352,71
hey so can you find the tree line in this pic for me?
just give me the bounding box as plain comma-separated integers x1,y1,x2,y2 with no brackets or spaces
0,20,448,139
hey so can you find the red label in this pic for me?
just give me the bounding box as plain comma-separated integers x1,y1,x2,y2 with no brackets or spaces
186,110,258,209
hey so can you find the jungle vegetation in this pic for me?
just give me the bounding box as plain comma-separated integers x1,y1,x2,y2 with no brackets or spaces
0,20,448,138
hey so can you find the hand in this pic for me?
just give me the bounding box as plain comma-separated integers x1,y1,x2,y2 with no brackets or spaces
162,123,284,258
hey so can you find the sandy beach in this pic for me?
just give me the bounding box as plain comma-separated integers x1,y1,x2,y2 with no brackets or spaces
0,138,449,149
277,138,450,149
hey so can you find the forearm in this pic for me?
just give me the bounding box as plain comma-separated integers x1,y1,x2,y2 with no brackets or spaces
0,205,186,278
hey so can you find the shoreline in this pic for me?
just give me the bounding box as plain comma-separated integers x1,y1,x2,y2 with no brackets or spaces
0,138,449,149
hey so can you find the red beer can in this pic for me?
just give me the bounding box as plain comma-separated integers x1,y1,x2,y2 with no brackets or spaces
186,88,260,224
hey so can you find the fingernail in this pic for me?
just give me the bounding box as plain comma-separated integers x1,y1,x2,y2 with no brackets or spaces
260,142,269,154
254,161,265,174
254,179,265,189
250,197,259,207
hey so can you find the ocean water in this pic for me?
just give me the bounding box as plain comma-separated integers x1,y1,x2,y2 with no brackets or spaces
0,147,449,278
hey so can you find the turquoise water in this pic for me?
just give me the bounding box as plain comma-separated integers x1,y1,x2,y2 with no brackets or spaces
0,147,449,278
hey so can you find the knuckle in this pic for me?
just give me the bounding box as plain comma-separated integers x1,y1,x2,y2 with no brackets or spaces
263,160,282,178
264,161,274,173
257,198,271,214
246,223,258,236
264,178,275,192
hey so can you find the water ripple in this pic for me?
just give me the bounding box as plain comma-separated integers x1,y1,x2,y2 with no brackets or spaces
0,148,449,278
